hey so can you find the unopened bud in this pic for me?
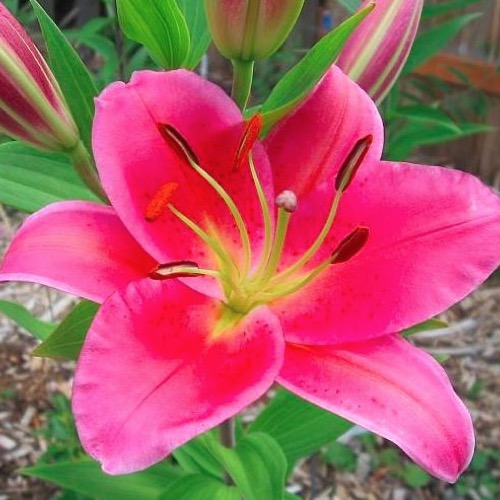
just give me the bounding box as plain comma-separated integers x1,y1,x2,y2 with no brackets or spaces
0,3,79,151
337,0,423,104
276,190,298,213
205,0,305,61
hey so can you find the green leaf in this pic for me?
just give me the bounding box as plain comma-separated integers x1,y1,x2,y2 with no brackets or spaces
160,474,240,500
249,390,351,466
392,106,460,132
402,318,448,337
0,300,55,340
422,0,483,20
403,13,481,75
173,433,223,480
33,301,99,360
260,4,374,133
176,0,211,69
323,442,357,471
29,0,98,151
213,433,287,500
0,142,98,213
22,458,182,499
117,0,190,69
399,463,431,488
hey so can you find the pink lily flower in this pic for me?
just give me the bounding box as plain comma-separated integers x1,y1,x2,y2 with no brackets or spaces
2,67,500,480
0,3,79,151
337,0,423,103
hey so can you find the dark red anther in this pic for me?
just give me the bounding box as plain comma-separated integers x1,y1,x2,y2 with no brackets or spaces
335,135,373,192
158,123,199,165
233,113,263,171
149,260,200,280
145,182,178,222
331,227,369,264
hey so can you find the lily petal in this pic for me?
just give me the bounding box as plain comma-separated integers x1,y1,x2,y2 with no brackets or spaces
73,279,284,474
275,162,500,344
0,201,156,303
279,335,474,482
93,70,274,274
264,65,383,198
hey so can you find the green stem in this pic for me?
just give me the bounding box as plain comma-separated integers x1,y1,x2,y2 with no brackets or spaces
67,141,108,201
231,59,254,111
220,418,236,485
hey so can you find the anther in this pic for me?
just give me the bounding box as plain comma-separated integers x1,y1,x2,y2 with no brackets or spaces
158,123,199,165
233,113,263,172
331,227,369,264
145,182,178,222
335,135,373,192
275,190,298,213
149,260,200,280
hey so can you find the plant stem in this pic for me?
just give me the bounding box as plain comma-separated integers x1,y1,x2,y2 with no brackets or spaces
231,59,254,111
67,141,108,201
220,418,236,485
220,418,236,448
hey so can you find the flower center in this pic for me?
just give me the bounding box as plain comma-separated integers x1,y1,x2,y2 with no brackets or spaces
148,117,371,316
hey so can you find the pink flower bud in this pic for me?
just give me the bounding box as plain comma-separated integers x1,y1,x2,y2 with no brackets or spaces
0,3,79,151
205,0,304,61
337,0,423,104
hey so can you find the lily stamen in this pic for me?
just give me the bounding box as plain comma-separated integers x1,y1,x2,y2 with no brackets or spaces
149,261,220,280
271,135,372,283
159,122,253,279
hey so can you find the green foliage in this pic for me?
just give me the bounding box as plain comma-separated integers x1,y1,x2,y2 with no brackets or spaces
260,4,374,133
36,393,84,464
23,458,183,499
322,442,357,472
160,474,240,500
249,390,352,467
454,449,500,499
403,13,481,75
33,301,99,360
210,433,288,500
402,318,448,337
116,0,190,69
0,142,98,213
0,299,55,340
175,0,211,69
29,0,98,152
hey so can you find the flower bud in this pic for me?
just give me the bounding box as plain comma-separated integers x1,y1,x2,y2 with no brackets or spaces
205,0,304,61
337,0,423,104
0,3,79,151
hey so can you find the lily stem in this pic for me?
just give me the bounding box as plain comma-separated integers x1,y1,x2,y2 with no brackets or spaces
231,59,254,111
220,417,236,449
67,141,108,202
220,418,236,485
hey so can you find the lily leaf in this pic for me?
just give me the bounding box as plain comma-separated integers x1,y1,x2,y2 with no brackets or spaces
175,0,211,69
22,458,182,499
0,299,55,341
160,474,239,500
29,0,98,151
249,389,352,467
33,300,99,360
403,318,448,337
260,3,374,134
0,142,98,213
117,0,190,69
